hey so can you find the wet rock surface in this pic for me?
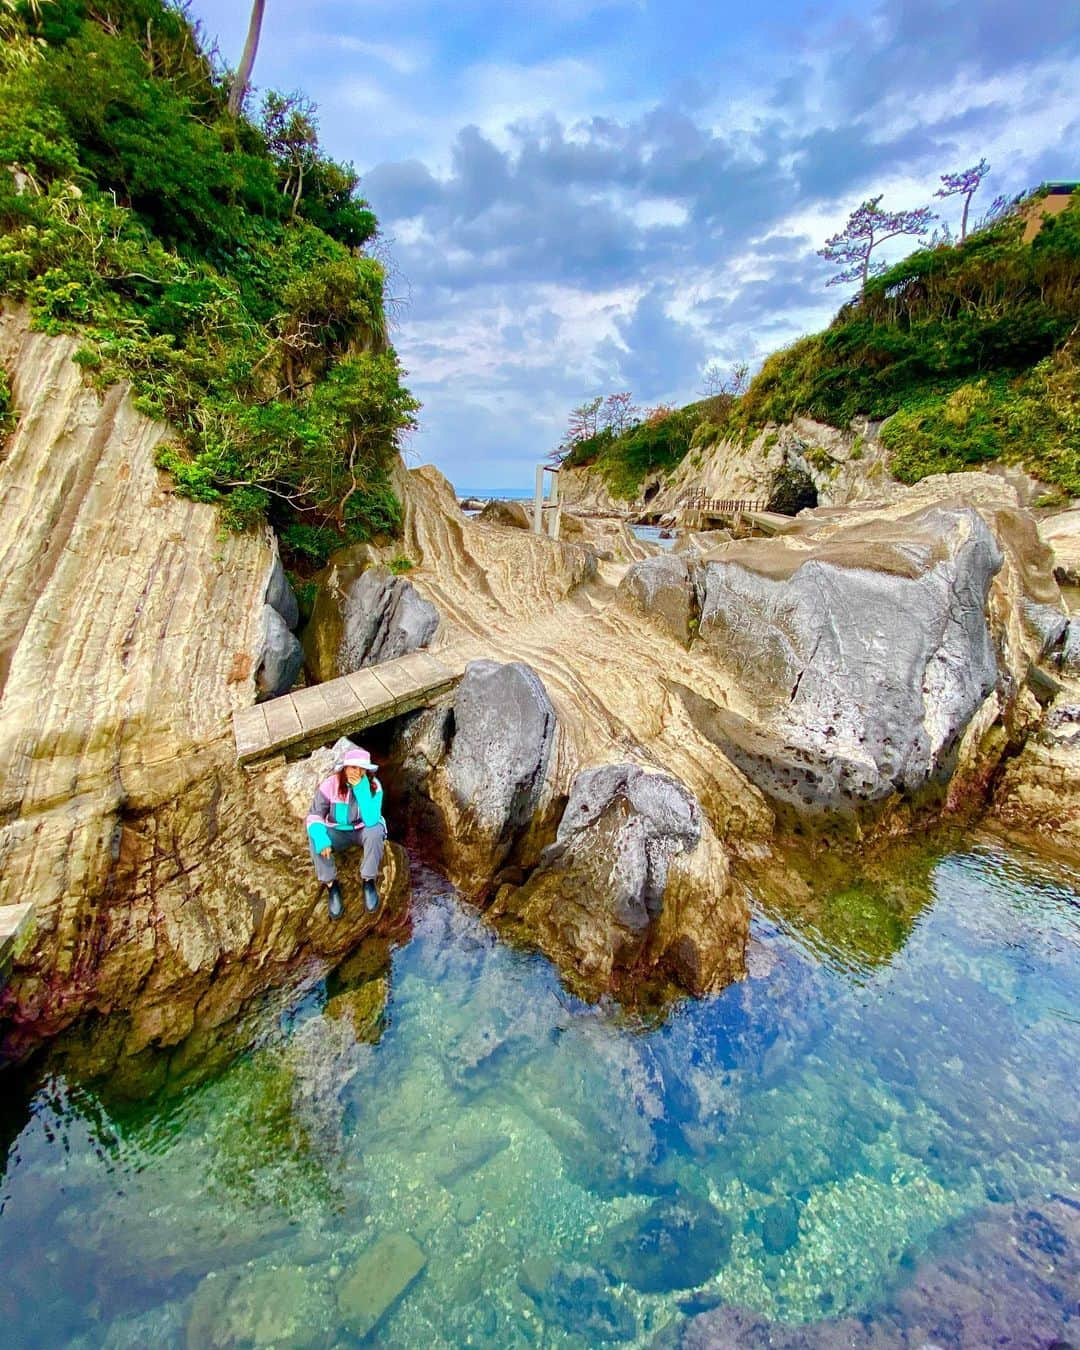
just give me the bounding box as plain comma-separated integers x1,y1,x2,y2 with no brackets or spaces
493,763,746,998
598,1192,732,1293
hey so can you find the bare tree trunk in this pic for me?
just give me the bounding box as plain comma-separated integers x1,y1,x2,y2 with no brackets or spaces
227,0,266,118
291,159,304,220
960,191,971,242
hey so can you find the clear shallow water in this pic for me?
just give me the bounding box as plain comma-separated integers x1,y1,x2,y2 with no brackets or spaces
0,840,1077,1347
630,524,676,551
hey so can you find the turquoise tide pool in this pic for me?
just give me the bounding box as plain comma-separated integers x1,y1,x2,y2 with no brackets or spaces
0,838,1077,1346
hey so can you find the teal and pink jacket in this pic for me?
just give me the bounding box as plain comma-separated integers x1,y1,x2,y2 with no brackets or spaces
306,774,384,853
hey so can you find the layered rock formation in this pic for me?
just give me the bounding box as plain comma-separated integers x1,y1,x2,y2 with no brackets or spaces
390,464,1068,861
0,312,409,1055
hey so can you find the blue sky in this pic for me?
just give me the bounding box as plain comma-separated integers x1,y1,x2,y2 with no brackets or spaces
193,1,1079,490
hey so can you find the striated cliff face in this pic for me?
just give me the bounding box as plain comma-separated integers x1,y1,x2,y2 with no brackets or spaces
360,461,1073,996
559,416,1054,521
0,313,409,1059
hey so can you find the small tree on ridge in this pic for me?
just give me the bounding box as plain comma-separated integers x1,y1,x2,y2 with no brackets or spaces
935,159,990,242
818,195,936,291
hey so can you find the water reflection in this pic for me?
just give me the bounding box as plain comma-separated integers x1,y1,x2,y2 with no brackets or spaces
0,841,1076,1347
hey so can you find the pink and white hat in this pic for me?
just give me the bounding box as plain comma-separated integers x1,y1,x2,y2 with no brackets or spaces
334,746,378,771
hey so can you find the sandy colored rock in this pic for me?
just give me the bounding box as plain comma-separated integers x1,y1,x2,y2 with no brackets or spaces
1040,506,1080,584
561,512,657,561
397,463,1066,851
0,311,410,1055
477,497,532,529
337,1231,427,1337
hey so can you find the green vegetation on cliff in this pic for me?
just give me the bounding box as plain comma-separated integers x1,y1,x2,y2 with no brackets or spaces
733,200,1079,492
562,403,710,499
563,196,1079,499
0,0,416,560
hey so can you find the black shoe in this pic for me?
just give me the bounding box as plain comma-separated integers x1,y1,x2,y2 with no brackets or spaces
363,880,379,913
327,881,344,920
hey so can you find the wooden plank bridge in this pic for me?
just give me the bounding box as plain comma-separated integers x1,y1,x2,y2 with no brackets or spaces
234,648,462,766
681,493,768,515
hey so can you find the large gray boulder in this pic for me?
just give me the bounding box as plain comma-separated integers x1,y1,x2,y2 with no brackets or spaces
255,604,303,698
691,504,1005,812
614,553,696,646
493,763,746,998
302,550,439,681
338,566,439,671
391,660,558,891
265,555,299,630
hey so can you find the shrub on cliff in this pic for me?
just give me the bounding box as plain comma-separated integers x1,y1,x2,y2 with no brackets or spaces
561,403,706,499
734,200,1080,492
0,0,416,564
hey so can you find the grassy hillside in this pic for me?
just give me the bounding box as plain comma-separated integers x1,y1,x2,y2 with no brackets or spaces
562,403,712,499
0,0,417,566
573,196,1080,501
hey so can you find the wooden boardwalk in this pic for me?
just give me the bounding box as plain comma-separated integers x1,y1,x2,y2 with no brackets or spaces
234,649,462,766
681,493,768,516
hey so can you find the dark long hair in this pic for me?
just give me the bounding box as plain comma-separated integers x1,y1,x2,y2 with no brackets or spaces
336,766,371,798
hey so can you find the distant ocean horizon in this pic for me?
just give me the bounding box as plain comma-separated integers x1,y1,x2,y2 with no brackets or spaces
455,487,533,500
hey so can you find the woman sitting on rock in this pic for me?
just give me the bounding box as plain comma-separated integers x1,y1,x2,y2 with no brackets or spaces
306,747,386,919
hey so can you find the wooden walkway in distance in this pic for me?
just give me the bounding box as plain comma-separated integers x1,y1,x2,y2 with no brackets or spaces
681,494,768,515
234,649,462,766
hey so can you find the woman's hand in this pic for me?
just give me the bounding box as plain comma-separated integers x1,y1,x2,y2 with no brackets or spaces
320,846,332,859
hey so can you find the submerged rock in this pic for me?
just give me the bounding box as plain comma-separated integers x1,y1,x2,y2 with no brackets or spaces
520,1260,636,1342
337,1232,427,1338
598,1192,732,1293
187,1260,334,1349
494,763,746,998
760,1195,801,1254
676,1196,1080,1348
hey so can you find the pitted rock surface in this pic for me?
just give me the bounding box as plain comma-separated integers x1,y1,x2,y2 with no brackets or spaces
692,505,1004,810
